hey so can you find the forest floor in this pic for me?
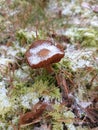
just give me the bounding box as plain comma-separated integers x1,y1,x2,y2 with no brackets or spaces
0,0,98,130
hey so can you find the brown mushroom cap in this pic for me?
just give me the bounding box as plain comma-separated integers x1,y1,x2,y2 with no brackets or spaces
25,40,64,69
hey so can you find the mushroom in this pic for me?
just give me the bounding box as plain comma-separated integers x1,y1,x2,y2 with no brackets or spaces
25,40,64,73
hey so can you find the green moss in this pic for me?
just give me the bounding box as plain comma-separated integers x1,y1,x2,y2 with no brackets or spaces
0,0,98,129
48,104,74,130
76,126,90,130
66,27,98,47
29,80,61,99
35,70,56,85
11,82,28,97
52,122,63,130
16,29,36,45
60,59,72,71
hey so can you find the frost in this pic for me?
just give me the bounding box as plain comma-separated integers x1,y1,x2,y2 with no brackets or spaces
7,47,19,56
84,32,95,37
79,101,92,108
62,6,72,16
0,45,8,51
9,10,20,16
0,58,14,65
0,81,11,115
91,21,98,27
81,2,91,9
20,47,26,53
64,45,94,70
73,18,80,25
14,68,29,80
16,29,39,43
0,0,98,129
25,30,37,39
0,122,5,129
64,111,75,118
90,16,98,27
28,43,63,65
0,45,16,65
21,92,39,109
67,124,76,130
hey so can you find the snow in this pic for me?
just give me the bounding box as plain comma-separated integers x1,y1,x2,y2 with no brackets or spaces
7,47,19,56
9,10,19,16
28,43,63,65
62,6,72,16
64,45,94,70
0,81,11,115
21,92,39,109
0,58,14,65
67,124,76,130
79,101,92,108
0,0,98,129
26,30,37,38
14,68,28,80
0,44,26,71
90,16,98,27
81,2,91,9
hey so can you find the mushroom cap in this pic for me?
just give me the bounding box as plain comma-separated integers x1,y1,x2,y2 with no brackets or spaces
25,40,64,68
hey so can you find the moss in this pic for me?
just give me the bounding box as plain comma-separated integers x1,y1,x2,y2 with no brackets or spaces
48,104,74,130
66,27,98,47
60,59,73,71
34,70,56,85
16,29,37,45
76,126,90,130
0,74,3,81
52,122,63,130
11,82,29,97
0,103,12,117
0,0,98,129
29,79,61,100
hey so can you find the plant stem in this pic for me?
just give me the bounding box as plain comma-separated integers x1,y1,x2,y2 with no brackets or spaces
45,65,54,73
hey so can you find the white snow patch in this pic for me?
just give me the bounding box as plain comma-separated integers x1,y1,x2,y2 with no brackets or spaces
9,10,19,16
0,81,11,115
0,44,26,70
67,124,76,130
25,30,37,38
62,7,72,16
90,16,98,27
14,68,28,80
64,45,94,70
7,47,19,56
0,58,13,65
0,45,8,51
28,43,63,65
20,47,26,53
79,101,92,108
21,92,39,109
81,2,91,9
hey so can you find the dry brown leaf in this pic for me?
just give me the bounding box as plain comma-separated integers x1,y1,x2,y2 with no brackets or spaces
19,102,48,127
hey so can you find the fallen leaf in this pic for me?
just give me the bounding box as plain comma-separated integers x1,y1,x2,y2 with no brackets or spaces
19,102,48,127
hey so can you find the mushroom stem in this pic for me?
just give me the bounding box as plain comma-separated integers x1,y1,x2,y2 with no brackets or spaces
45,65,54,73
